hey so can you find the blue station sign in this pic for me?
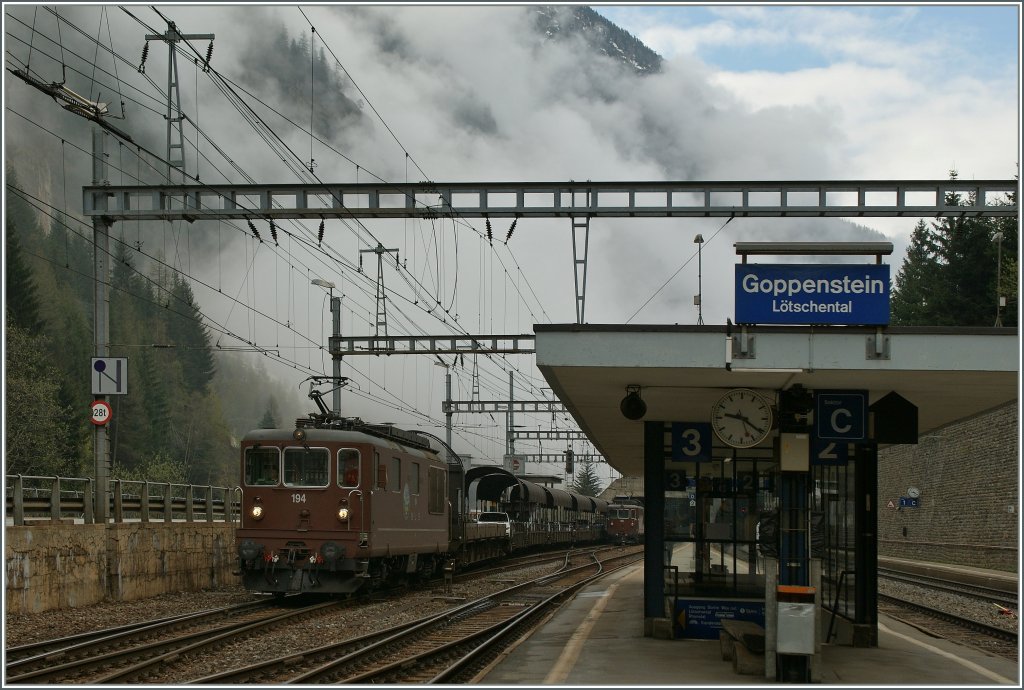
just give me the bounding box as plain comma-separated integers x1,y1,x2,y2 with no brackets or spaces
735,264,890,325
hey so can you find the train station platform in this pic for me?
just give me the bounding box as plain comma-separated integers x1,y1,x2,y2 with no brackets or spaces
477,560,1020,686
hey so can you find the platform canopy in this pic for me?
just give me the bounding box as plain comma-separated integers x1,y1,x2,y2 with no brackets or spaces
535,324,1019,477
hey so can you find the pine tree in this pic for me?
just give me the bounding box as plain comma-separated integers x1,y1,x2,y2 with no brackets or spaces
571,457,602,497
259,397,279,428
169,274,215,392
891,220,938,325
5,185,44,333
890,171,1015,326
5,322,77,476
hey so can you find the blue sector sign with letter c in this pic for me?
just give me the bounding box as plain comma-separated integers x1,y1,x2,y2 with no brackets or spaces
815,391,867,441
735,264,890,325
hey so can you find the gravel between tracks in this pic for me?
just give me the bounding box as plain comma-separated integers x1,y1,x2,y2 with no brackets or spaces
878,578,1018,633
7,559,1014,681
3,561,563,684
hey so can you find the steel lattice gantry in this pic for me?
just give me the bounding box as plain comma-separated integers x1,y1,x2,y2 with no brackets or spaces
510,429,590,441
443,400,566,414
86,177,1015,327
83,179,1018,221
83,178,1017,330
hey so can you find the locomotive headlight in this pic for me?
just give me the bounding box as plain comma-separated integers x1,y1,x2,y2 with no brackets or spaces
337,507,350,521
250,495,265,521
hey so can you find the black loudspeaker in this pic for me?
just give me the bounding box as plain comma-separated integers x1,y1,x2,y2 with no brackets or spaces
870,392,918,444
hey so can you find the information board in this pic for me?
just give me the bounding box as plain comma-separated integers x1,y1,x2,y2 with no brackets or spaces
673,598,765,639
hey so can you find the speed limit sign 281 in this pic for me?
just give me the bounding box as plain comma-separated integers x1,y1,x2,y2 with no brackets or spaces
90,400,112,426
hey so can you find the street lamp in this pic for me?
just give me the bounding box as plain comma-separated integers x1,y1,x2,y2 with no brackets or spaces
693,234,705,325
992,232,1004,327
311,278,342,414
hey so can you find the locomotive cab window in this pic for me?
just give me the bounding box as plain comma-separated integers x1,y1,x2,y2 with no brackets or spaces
283,447,329,487
338,448,360,488
390,457,401,492
410,461,420,494
245,447,280,486
428,466,445,514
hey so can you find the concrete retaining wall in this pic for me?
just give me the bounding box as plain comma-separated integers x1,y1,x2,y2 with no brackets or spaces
5,521,237,614
877,402,1018,572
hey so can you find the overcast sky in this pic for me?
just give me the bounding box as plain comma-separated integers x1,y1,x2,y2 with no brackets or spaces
4,3,1019,488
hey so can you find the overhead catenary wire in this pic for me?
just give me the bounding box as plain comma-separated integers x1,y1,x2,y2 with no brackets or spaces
625,215,734,324
8,6,582,460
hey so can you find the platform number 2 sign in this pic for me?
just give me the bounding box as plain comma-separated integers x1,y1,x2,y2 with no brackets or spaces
670,422,712,462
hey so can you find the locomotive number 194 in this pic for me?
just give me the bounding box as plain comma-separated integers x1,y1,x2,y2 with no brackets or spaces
291,493,307,503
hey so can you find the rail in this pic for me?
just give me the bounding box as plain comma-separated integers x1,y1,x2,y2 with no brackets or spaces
4,475,241,525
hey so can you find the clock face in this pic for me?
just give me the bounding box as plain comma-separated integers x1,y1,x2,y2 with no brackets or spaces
907,486,921,499
711,388,774,448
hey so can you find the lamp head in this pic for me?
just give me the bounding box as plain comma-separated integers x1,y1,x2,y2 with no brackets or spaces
620,385,647,420
311,278,336,289
693,234,705,244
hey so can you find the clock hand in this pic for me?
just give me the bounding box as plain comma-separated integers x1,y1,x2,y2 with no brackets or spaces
724,411,766,435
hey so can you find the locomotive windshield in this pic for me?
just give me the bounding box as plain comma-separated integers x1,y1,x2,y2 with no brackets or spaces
245,447,280,486
284,447,329,487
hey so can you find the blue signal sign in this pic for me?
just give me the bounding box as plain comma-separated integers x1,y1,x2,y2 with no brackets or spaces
670,422,712,462
815,391,867,441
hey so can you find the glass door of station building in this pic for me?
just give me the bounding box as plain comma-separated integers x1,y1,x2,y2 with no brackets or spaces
664,449,777,599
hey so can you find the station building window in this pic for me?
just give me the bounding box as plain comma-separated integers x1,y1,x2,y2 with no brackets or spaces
664,452,777,599
813,457,858,623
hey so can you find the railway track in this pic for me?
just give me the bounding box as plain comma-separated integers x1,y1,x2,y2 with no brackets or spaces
6,546,626,684
878,568,1018,606
4,598,342,684
878,593,1018,662
191,548,643,684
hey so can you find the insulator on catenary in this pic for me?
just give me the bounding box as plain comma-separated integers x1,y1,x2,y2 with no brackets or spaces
247,219,261,242
138,43,149,74
318,219,325,246
505,217,517,244
203,42,214,72
485,216,492,243
269,219,278,245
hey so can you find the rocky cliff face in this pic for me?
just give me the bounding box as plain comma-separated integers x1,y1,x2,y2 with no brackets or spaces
533,5,663,75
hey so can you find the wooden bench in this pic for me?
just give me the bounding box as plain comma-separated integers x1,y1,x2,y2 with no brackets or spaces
719,620,765,676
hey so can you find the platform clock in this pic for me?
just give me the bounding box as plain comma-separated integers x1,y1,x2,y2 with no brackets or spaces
711,388,774,448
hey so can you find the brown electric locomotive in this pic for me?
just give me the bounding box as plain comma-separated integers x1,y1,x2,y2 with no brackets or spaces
236,391,609,595
606,498,645,545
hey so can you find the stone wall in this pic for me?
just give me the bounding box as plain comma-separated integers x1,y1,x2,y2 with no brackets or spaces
877,402,1018,572
5,521,237,614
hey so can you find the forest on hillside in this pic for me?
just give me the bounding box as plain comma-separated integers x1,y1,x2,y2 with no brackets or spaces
5,170,306,486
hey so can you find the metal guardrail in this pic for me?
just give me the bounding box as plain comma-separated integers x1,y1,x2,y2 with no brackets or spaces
4,475,241,526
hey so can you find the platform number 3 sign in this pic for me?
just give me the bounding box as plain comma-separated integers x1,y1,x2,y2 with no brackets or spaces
670,422,712,462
